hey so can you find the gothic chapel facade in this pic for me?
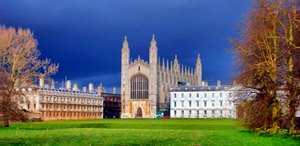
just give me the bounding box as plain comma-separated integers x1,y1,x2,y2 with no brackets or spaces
121,35,202,118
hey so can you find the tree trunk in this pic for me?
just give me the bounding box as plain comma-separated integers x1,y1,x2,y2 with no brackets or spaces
288,94,297,135
2,117,9,127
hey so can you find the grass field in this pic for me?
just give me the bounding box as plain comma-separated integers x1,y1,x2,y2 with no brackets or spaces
0,119,299,145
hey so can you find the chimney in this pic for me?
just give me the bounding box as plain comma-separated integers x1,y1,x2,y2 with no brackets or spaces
39,77,44,88
113,87,117,94
83,86,87,92
51,79,55,89
73,83,78,91
89,83,94,92
217,80,221,87
201,81,208,86
66,80,71,90
97,86,103,95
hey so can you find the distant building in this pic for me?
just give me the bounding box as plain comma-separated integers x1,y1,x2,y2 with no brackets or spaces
103,93,121,118
121,35,202,118
15,78,104,121
170,81,236,118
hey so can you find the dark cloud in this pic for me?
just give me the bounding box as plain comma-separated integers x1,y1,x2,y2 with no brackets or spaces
0,0,252,89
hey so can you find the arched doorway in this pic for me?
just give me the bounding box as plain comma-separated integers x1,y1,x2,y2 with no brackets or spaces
136,107,143,118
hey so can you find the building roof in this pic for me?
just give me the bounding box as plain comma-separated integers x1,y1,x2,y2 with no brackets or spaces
170,85,233,92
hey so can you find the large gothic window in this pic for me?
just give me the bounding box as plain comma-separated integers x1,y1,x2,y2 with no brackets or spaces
131,75,148,99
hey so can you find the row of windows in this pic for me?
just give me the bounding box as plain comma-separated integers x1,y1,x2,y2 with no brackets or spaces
173,100,233,108
42,104,100,110
42,96,101,103
173,110,232,115
173,92,233,98
42,112,101,117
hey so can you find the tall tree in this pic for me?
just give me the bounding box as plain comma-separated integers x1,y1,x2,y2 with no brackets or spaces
233,0,300,134
0,25,58,127
233,0,283,132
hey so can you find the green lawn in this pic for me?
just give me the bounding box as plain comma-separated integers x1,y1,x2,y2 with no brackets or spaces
0,119,299,145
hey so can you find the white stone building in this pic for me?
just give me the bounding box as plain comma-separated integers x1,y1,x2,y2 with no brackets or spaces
170,83,236,118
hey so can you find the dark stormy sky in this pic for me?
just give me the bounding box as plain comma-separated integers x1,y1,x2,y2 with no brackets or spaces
0,0,252,92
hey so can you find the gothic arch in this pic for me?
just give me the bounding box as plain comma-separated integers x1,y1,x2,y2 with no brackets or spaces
136,107,143,118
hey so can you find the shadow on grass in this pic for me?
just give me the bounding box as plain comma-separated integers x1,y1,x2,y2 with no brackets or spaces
15,123,112,130
239,129,300,141
0,134,179,146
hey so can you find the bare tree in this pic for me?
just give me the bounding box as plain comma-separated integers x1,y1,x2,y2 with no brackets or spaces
0,25,58,127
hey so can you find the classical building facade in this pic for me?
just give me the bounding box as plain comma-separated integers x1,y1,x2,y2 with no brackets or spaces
121,35,202,118
170,82,236,118
15,78,104,121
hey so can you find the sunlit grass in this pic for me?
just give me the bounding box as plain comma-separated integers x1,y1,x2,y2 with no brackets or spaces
0,119,299,145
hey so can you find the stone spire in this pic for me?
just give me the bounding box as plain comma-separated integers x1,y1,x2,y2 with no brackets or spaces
149,34,158,65
195,53,202,86
122,35,130,65
158,57,161,66
197,53,201,64
122,35,129,49
150,34,157,48
184,65,187,74
162,58,165,69
166,59,169,70
174,54,178,64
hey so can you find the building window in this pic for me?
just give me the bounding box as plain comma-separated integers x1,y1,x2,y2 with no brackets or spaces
189,101,192,107
204,93,207,98
189,93,191,98
220,101,223,107
212,110,215,114
174,93,177,98
197,93,199,98
220,93,222,97
212,102,215,107
181,101,184,107
130,75,148,99
229,93,232,97
212,93,214,97
174,110,177,116
174,102,177,107
34,104,36,110
181,93,184,98
181,110,184,115
189,110,191,115
204,101,207,107
204,110,207,114
197,101,199,107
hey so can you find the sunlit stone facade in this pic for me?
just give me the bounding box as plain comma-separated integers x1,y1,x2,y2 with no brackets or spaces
17,79,104,121
121,35,202,118
170,84,236,118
